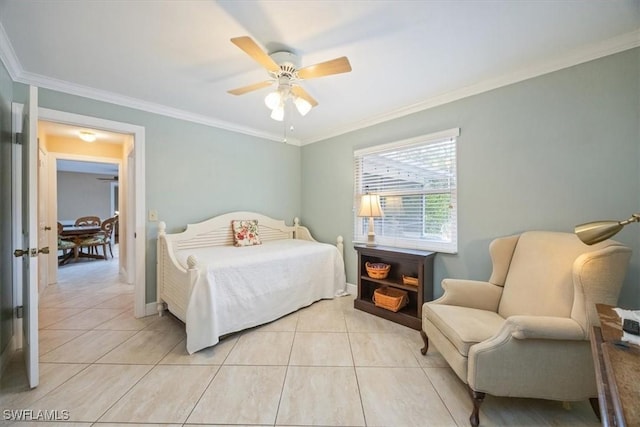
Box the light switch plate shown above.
[148,209,158,221]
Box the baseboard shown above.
[145,302,159,317]
[345,282,356,296]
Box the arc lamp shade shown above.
[575,213,640,245]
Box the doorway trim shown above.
[39,108,147,318]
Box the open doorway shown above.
[37,108,146,318]
[55,158,121,268]
[40,122,125,286]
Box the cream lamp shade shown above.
[358,193,384,246]
[575,213,640,245]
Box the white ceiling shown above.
[1,1,638,145]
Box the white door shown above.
[38,147,49,294]
[14,86,40,388]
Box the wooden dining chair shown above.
[100,216,118,258]
[74,216,101,227]
[78,216,118,259]
[75,216,101,255]
[57,222,77,265]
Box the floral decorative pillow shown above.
[231,220,262,247]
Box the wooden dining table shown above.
[59,225,104,264]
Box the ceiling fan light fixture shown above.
[270,105,285,121]
[228,36,351,123]
[79,131,96,143]
[294,96,312,116]
[264,91,281,110]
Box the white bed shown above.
[156,211,346,354]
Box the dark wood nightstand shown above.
[354,245,435,329]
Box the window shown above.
[354,128,459,253]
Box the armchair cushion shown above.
[425,304,505,357]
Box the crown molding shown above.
[16,69,301,145]
[0,21,23,80]
[0,20,300,146]
[301,29,640,145]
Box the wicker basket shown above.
[373,287,408,312]
[402,275,419,286]
[366,262,391,279]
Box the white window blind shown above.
[354,128,459,253]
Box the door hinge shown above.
[15,132,23,145]
[16,306,24,319]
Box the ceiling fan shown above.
[97,176,118,182]
[227,36,352,121]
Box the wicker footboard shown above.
[156,223,198,323]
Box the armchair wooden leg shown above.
[468,387,485,427]
[420,330,429,355]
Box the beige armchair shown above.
[421,231,631,426]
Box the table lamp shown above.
[575,213,640,245]
[358,193,384,246]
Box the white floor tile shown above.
[224,331,294,365]
[99,365,218,423]
[357,367,455,426]
[40,330,137,363]
[187,365,286,425]
[289,332,353,366]
[29,364,152,422]
[349,332,420,367]
[276,366,365,426]
[96,329,184,364]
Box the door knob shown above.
[14,249,28,257]
[38,247,50,254]
[44,226,52,231]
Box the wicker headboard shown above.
[159,211,296,251]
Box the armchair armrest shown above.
[502,315,586,341]
[432,279,503,312]
[468,315,593,397]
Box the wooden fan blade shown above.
[291,86,318,107]
[231,36,280,73]
[298,56,352,80]
[227,81,273,96]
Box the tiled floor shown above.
[1,246,600,426]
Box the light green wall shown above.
[302,48,640,308]
[7,48,639,309]
[0,51,14,355]
[12,86,302,303]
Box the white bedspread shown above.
[179,239,346,354]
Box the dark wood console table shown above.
[590,304,640,426]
